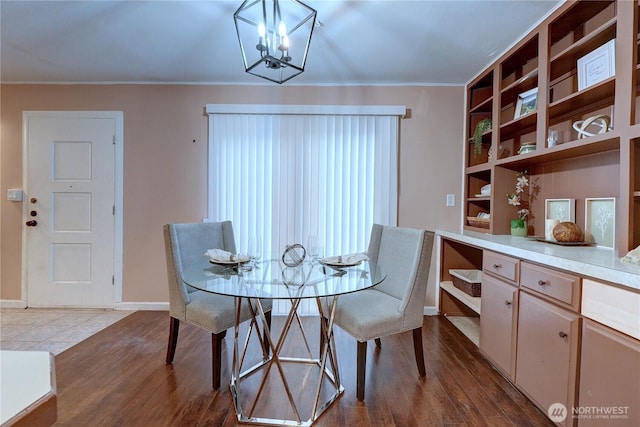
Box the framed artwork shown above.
[584,197,615,249]
[545,198,575,222]
[577,39,616,91]
[514,88,538,119]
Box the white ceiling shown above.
[0,0,562,85]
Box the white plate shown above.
[319,258,362,268]
[209,256,251,266]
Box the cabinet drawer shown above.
[483,251,519,283]
[521,262,580,311]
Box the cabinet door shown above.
[579,319,640,427]
[479,274,518,379]
[516,291,580,426]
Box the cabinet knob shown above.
[558,331,568,339]
[504,301,512,306]
[493,263,502,269]
[538,280,547,286]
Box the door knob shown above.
[26,220,37,227]
[30,210,37,217]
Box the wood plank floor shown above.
[53,311,553,426]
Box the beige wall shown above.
[0,84,464,307]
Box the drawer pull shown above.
[504,301,512,306]
[493,263,502,269]
[558,331,568,339]
[538,280,547,286]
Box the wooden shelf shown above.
[440,281,481,315]
[549,77,615,123]
[494,131,620,168]
[499,111,537,141]
[550,18,617,81]
[469,97,493,114]
[462,0,637,253]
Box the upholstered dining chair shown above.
[327,224,434,400]
[164,221,271,389]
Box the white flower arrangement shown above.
[507,171,529,220]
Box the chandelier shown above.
[234,0,317,84]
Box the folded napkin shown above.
[205,248,234,261]
[621,245,640,266]
[324,252,368,264]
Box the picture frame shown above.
[584,197,615,249]
[514,87,538,119]
[545,198,575,222]
[577,39,616,91]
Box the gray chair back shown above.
[164,221,236,319]
[367,224,435,328]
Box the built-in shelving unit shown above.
[464,0,640,254]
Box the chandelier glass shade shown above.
[234,0,317,84]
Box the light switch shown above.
[7,189,23,201]
[446,194,455,207]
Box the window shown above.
[206,104,404,261]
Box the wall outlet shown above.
[446,194,455,207]
[7,189,23,201]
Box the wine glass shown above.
[547,130,558,147]
[307,235,321,261]
[248,236,263,267]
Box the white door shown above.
[24,112,121,308]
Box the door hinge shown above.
[112,135,116,145]
[113,205,115,215]
[112,275,115,285]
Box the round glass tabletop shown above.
[181,258,385,300]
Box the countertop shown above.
[436,229,640,290]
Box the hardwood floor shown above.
[53,311,553,426]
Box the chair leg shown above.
[357,340,367,400]
[374,338,382,348]
[412,327,426,376]
[166,317,180,364]
[264,310,272,357]
[211,330,227,389]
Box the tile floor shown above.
[0,308,133,355]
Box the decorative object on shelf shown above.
[577,39,616,91]
[488,145,510,161]
[518,142,536,155]
[545,219,560,241]
[545,198,576,223]
[572,114,611,139]
[507,170,529,236]
[472,118,492,158]
[621,245,640,266]
[449,269,482,297]
[585,197,615,249]
[282,243,306,267]
[467,212,490,229]
[514,87,538,119]
[480,184,491,196]
[547,129,559,147]
[234,0,317,84]
[552,222,584,243]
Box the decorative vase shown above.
[510,219,527,237]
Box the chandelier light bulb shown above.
[258,22,266,38]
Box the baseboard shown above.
[423,306,439,316]
[0,300,27,309]
[114,302,169,311]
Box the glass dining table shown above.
[181,257,385,426]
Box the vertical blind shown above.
[206,105,402,312]
[207,108,400,254]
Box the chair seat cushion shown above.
[186,291,272,333]
[331,289,406,341]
